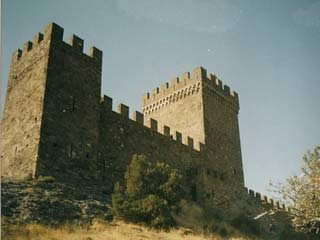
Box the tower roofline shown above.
[11,22,102,64]
[142,66,239,111]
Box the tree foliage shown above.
[112,154,184,229]
[271,146,320,235]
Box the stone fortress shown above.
[1,23,291,230]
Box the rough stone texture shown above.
[1,177,112,226]
[0,23,291,231]
[142,66,243,206]
[142,68,205,149]
[0,23,102,181]
[98,105,201,198]
[36,25,102,181]
[0,32,49,179]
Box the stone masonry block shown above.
[44,22,64,41]
[249,189,254,197]
[268,198,274,205]
[133,111,144,125]
[23,41,33,52]
[187,137,194,149]
[215,79,223,89]
[12,49,22,62]
[163,125,170,136]
[255,192,261,201]
[33,33,44,45]
[118,104,129,118]
[192,66,207,81]
[150,118,158,131]
[175,131,182,143]
[223,85,230,95]
[70,34,84,52]
[102,95,112,111]
[89,47,103,60]
[181,72,190,82]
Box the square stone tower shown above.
[0,23,102,180]
[142,67,244,204]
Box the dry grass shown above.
[2,219,261,240]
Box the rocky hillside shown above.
[1,177,310,240]
[1,177,113,226]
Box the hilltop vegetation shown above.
[112,154,185,228]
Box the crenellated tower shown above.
[1,23,292,231]
[0,23,102,180]
[1,23,242,204]
[142,66,244,204]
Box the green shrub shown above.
[279,224,314,240]
[218,226,228,237]
[112,154,184,229]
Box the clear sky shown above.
[1,0,319,198]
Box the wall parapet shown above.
[244,187,292,213]
[142,66,239,115]
[11,23,102,64]
[100,95,205,152]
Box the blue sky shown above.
[1,0,320,198]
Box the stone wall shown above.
[237,187,292,235]
[201,71,245,206]
[99,96,203,200]
[142,68,206,149]
[0,30,49,179]
[36,24,103,181]
[0,23,103,181]
[142,66,244,207]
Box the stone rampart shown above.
[142,66,239,113]
[99,95,205,198]
[244,187,291,213]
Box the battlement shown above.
[244,187,291,213]
[142,66,239,114]
[11,23,102,64]
[100,95,205,151]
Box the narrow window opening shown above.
[232,168,237,175]
[191,185,197,202]
[102,158,106,181]
[86,152,90,159]
[72,96,76,112]
[69,144,73,159]
[220,173,224,181]
[213,170,217,178]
